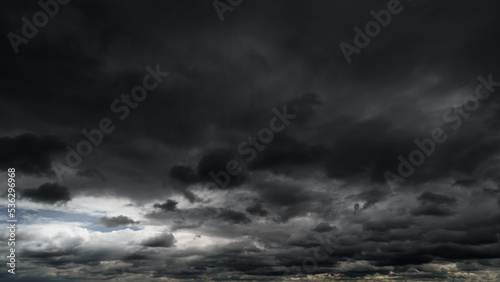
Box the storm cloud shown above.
[22,182,71,205]
[2,0,500,280]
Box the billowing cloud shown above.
[2,0,500,280]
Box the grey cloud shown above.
[142,233,176,248]
[245,202,268,217]
[4,0,500,280]
[97,215,139,228]
[154,199,178,211]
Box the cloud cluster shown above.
[2,0,500,280]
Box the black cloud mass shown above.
[22,182,71,205]
[1,0,500,281]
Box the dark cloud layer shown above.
[0,134,66,176]
[22,182,71,205]
[217,208,251,224]
[2,0,500,280]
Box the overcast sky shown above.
[1,0,500,281]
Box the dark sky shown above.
[1,0,500,280]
